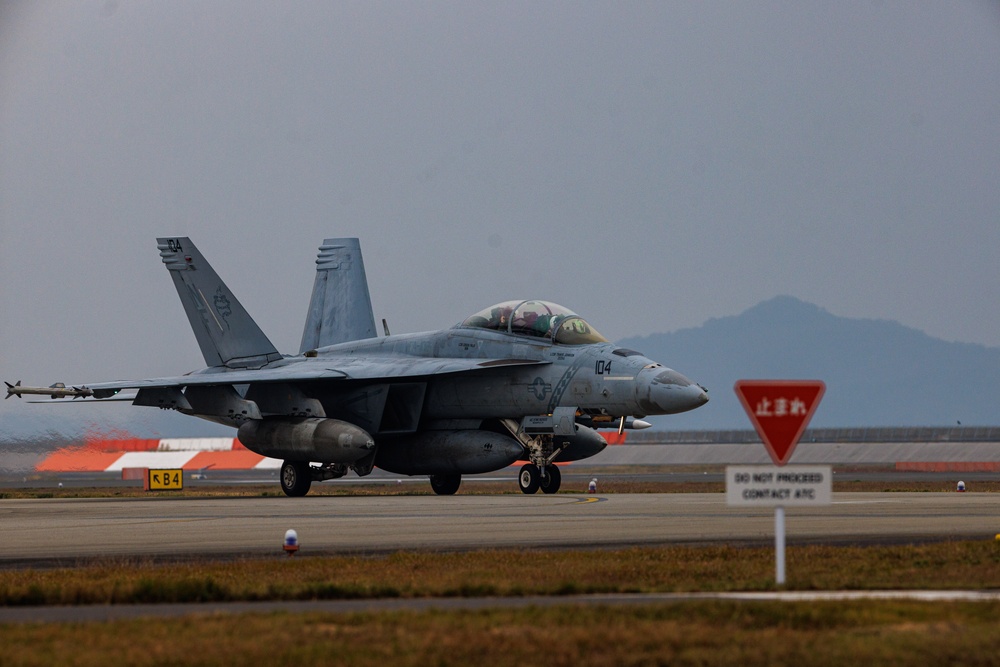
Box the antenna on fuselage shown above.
[382,318,391,337]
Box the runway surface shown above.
[3,492,999,564]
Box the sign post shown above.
[729,380,827,585]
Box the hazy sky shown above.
[2,1,999,398]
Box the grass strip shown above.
[3,601,1000,666]
[3,541,1000,606]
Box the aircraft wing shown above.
[19,357,550,399]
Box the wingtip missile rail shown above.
[5,381,93,400]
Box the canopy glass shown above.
[458,300,608,345]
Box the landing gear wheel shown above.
[539,465,562,494]
[280,460,312,497]
[518,464,540,494]
[430,473,462,495]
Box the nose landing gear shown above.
[503,411,574,495]
[518,462,561,494]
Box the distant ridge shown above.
[619,296,1000,429]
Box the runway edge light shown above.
[284,529,299,556]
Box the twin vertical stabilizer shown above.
[157,237,282,369]
[158,237,377,366]
[299,238,377,352]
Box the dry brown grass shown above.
[3,602,1000,666]
[5,534,1000,664]
[4,541,1000,606]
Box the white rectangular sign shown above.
[726,465,832,507]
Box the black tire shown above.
[430,473,462,495]
[539,465,561,494]
[280,460,312,497]
[518,464,540,494]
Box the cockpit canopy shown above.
[458,300,608,345]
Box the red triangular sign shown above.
[733,380,825,466]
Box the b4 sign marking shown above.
[146,468,184,491]
[733,380,825,466]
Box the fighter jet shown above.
[7,237,708,496]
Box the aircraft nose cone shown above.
[640,369,709,415]
[657,382,709,414]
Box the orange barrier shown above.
[85,438,160,452]
[36,448,124,472]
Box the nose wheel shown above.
[540,464,561,494]
[518,464,540,494]
[518,463,561,494]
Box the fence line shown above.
[627,426,1000,445]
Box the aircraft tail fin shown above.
[157,237,282,368]
[299,238,377,353]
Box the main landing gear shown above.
[280,460,312,497]
[430,473,462,495]
[279,460,353,497]
[518,463,561,494]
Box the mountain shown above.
[618,296,1000,429]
